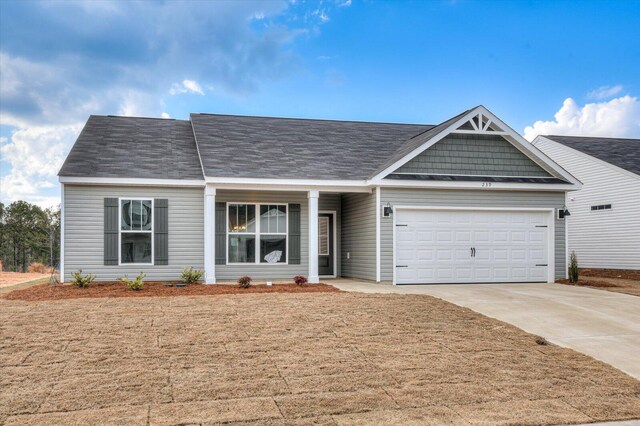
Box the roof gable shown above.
[369,106,581,187]
[542,135,640,176]
[393,133,552,177]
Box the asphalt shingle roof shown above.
[190,113,433,180]
[58,116,204,179]
[544,135,640,176]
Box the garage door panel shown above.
[395,209,549,284]
[455,268,473,280]
[436,249,453,261]
[436,231,452,242]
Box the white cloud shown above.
[587,85,623,100]
[312,9,330,22]
[161,112,171,119]
[183,80,205,95]
[1,124,82,207]
[169,79,205,96]
[523,96,640,141]
[338,0,352,7]
[1,0,347,205]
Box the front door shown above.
[318,213,334,276]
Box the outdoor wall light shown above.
[558,206,571,219]
[383,202,393,217]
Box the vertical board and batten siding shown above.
[215,190,309,280]
[340,192,376,280]
[534,138,640,269]
[64,185,204,282]
[319,193,342,277]
[394,134,552,177]
[379,188,567,281]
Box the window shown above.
[227,203,287,264]
[318,216,329,256]
[120,199,153,264]
[591,204,612,211]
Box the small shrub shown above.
[237,275,252,288]
[71,270,96,288]
[568,251,579,283]
[535,336,548,346]
[180,267,203,284]
[119,272,146,291]
[28,262,47,273]
[293,275,307,285]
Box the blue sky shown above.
[1,0,639,207]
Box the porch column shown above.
[204,185,216,284]
[308,190,319,283]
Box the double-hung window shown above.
[120,199,153,264]
[228,203,287,264]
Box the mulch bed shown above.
[2,281,340,301]
[557,278,640,297]
[579,268,640,281]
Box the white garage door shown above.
[395,209,550,284]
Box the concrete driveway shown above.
[331,280,640,379]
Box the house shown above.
[58,106,581,285]
[532,135,640,270]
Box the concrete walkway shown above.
[329,280,640,380]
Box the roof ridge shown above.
[545,134,640,142]
[100,114,186,122]
[191,112,435,127]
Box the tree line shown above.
[0,201,60,272]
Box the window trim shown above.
[118,197,154,266]
[226,202,289,266]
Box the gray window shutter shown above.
[154,199,169,265]
[289,203,301,264]
[215,202,226,265]
[104,198,119,265]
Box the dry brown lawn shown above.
[1,293,639,425]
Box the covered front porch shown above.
[202,184,378,284]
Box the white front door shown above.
[395,209,550,284]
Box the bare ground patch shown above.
[0,272,49,288]
[1,293,639,425]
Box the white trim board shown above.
[59,176,205,187]
[60,183,65,282]
[391,206,556,285]
[375,186,381,282]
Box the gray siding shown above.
[340,192,376,280]
[394,134,551,177]
[64,185,204,282]
[380,188,566,281]
[319,193,342,277]
[215,190,308,280]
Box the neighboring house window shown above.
[228,203,287,264]
[120,199,153,264]
[591,204,612,211]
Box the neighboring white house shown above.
[532,135,640,270]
